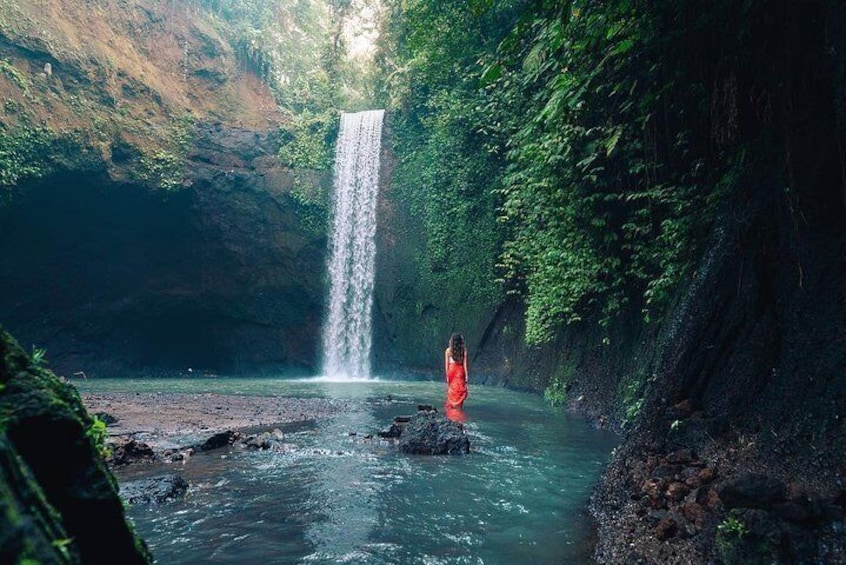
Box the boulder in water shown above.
[193,430,240,452]
[398,411,470,455]
[239,428,286,451]
[109,438,156,467]
[121,473,189,505]
[378,415,411,438]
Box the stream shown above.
[78,377,618,564]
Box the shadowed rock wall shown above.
[0,126,329,377]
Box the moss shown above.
[0,435,79,563]
[137,149,185,191]
[288,171,329,237]
[0,126,103,204]
[0,125,55,189]
[0,58,28,91]
[133,115,193,191]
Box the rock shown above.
[646,509,668,525]
[93,411,119,425]
[666,449,694,465]
[162,448,193,463]
[702,487,722,510]
[194,430,240,452]
[681,502,707,528]
[718,474,787,509]
[378,415,413,438]
[642,478,664,506]
[121,474,189,505]
[109,439,156,466]
[240,429,285,451]
[666,481,690,502]
[378,422,404,438]
[398,411,470,455]
[651,463,680,480]
[0,325,152,563]
[654,516,678,540]
[773,499,815,523]
[665,399,694,419]
[697,467,716,484]
[681,466,702,488]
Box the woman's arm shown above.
[463,349,469,382]
[444,348,450,379]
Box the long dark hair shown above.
[449,333,465,363]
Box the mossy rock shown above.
[0,325,152,563]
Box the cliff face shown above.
[471,4,846,563]
[0,0,281,174]
[0,1,330,377]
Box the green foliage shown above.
[620,376,644,428]
[173,114,195,152]
[0,126,55,190]
[51,538,74,560]
[278,110,338,171]
[717,514,749,538]
[374,1,520,326]
[29,345,48,367]
[86,415,111,459]
[288,173,329,237]
[493,1,727,344]
[381,0,765,344]
[377,0,743,347]
[0,58,28,90]
[544,377,568,407]
[138,150,184,191]
[624,397,644,427]
[133,114,194,191]
[544,359,577,407]
[201,0,360,113]
[715,511,752,562]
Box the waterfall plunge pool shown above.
[78,378,618,564]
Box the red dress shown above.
[446,358,468,409]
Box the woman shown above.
[444,333,469,409]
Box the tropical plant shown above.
[376,0,745,347]
[30,345,48,367]
[86,415,111,459]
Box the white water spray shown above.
[321,109,385,379]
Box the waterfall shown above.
[321,109,385,379]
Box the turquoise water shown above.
[78,378,618,564]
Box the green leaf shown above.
[605,127,623,156]
[480,62,503,86]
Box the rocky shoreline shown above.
[79,390,474,518]
[80,391,349,449]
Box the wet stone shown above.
[121,473,188,505]
[398,411,470,455]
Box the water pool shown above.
[78,378,618,564]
